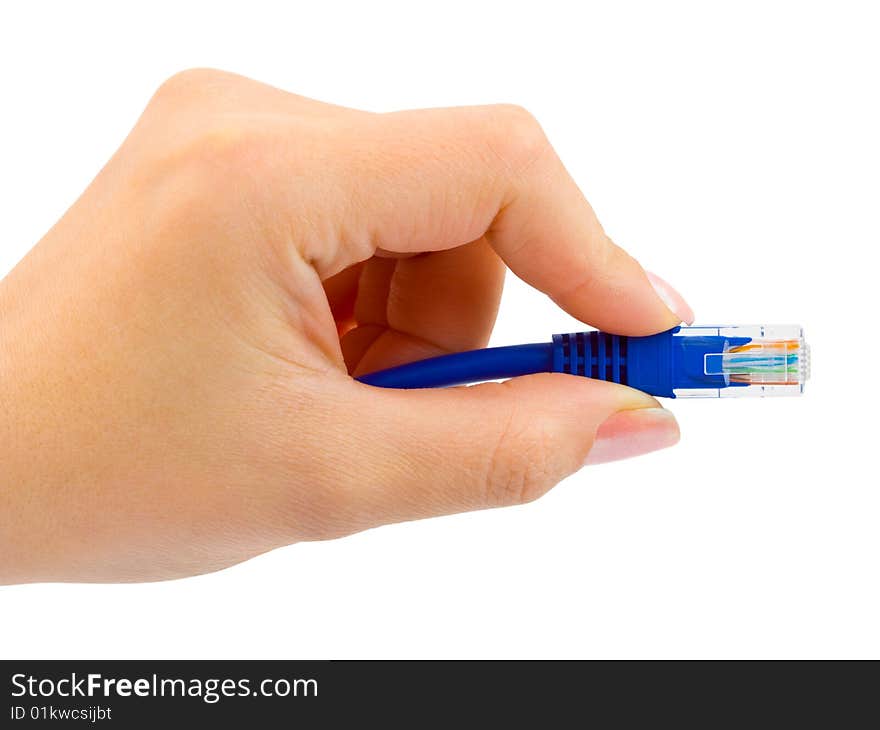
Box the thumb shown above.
[345,375,679,526]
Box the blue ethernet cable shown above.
[357,325,810,398]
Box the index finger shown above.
[304,104,692,335]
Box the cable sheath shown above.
[356,342,553,389]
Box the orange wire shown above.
[729,340,799,353]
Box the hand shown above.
[0,69,691,583]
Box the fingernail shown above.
[646,271,695,325]
[584,408,680,466]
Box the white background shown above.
[1,1,877,658]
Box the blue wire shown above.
[355,327,759,398]
[356,342,553,389]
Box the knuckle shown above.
[240,384,361,541]
[142,69,269,195]
[483,402,556,508]
[186,123,265,167]
[489,103,539,129]
[481,103,550,176]
[151,67,229,107]
[154,117,269,198]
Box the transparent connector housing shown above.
[674,325,809,398]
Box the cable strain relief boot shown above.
[552,331,628,385]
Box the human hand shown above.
[0,70,691,583]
